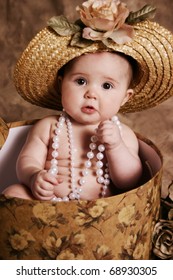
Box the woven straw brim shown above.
[14,20,173,113]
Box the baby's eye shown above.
[75,78,87,86]
[102,82,113,90]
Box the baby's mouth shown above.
[81,106,96,114]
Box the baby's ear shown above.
[121,89,134,106]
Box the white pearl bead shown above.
[97,176,104,184]
[48,169,57,175]
[55,128,61,134]
[89,143,97,150]
[63,196,69,202]
[52,197,62,202]
[96,152,104,160]
[52,142,59,149]
[91,135,98,142]
[69,193,76,200]
[87,151,94,159]
[59,122,64,127]
[96,161,103,168]
[111,116,118,122]
[82,169,89,176]
[96,169,103,176]
[101,191,106,196]
[50,166,58,173]
[104,178,110,185]
[52,150,59,158]
[85,160,92,168]
[98,144,105,152]
[53,136,59,142]
[102,185,108,190]
[59,116,65,123]
[51,159,58,165]
[79,178,86,185]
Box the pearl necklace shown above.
[49,112,122,202]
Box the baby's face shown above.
[60,52,133,125]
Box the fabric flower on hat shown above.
[48,0,156,47]
[76,0,133,44]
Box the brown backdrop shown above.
[0,0,173,194]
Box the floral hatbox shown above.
[0,120,162,260]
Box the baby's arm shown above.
[96,120,142,190]
[16,116,61,200]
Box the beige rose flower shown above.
[43,236,62,249]
[118,204,135,226]
[42,235,63,259]
[10,234,28,251]
[32,203,56,224]
[75,216,86,226]
[96,199,108,208]
[73,233,86,245]
[9,230,35,251]
[88,205,104,218]
[153,220,173,259]
[76,0,133,44]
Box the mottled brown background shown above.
[0,0,173,195]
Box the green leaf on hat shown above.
[126,5,156,24]
[70,31,93,48]
[48,15,81,36]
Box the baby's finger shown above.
[43,172,60,185]
[40,181,55,191]
[36,193,54,201]
[37,187,54,198]
[98,120,112,129]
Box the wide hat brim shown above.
[14,20,173,113]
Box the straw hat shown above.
[13,1,173,113]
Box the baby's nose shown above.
[85,89,97,99]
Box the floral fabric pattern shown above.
[0,171,161,259]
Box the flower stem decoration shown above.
[48,0,156,47]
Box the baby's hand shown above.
[30,170,62,200]
[96,120,122,150]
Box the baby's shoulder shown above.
[121,122,139,150]
[29,115,58,137]
[34,115,58,128]
[26,115,59,145]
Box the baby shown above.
[3,0,173,201]
[3,51,142,201]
